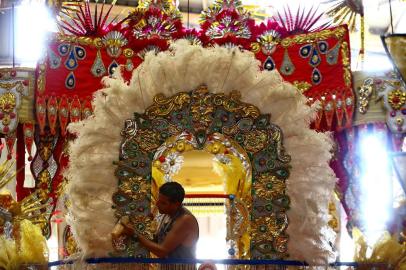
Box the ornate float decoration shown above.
[0,68,35,160]
[0,0,353,244]
[357,73,406,134]
[112,86,291,259]
[66,41,336,263]
[36,0,354,137]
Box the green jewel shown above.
[276,195,290,208]
[129,203,137,210]
[235,133,244,143]
[257,116,268,128]
[259,225,267,232]
[266,160,275,169]
[136,223,146,231]
[132,161,138,167]
[141,120,151,128]
[213,127,220,132]
[119,170,130,177]
[160,132,169,139]
[267,144,275,153]
[196,131,206,146]
[275,169,288,179]
[132,183,140,191]
[128,142,138,150]
[265,203,273,211]
[266,183,273,189]
[114,194,126,203]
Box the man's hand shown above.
[120,216,136,236]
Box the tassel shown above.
[5,134,16,160]
[47,96,58,135]
[81,98,93,120]
[344,90,355,128]
[36,96,47,135]
[59,95,70,137]
[334,93,344,131]
[23,123,34,161]
[70,96,82,123]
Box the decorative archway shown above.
[113,85,291,259]
[66,41,336,263]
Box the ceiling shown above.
[172,150,225,194]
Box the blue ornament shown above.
[228,248,235,256]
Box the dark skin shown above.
[121,193,199,258]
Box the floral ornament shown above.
[357,77,374,114]
[0,71,30,140]
[388,88,406,110]
[252,22,285,71]
[256,29,282,56]
[102,31,128,58]
[128,4,182,40]
[160,152,184,182]
[200,0,255,46]
[0,92,16,133]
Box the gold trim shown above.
[123,48,135,58]
[37,62,46,94]
[0,67,35,72]
[0,82,22,91]
[20,73,36,123]
[280,26,347,48]
[54,33,96,47]
[341,41,351,87]
[293,81,312,93]
[0,68,36,123]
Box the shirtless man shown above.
[122,182,199,259]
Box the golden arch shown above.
[113,85,291,259]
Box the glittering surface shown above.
[114,85,291,258]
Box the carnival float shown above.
[0,0,405,269]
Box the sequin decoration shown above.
[125,59,134,72]
[102,31,128,58]
[58,44,69,56]
[309,47,321,67]
[312,68,322,85]
[264,56,275,71]
[280,49,295,76]
[48,49,61,69]
[108,60,119,76]
[30,127,60,238]
[74,46,86,60]
[114,85,291,259]
[65,72,76,89]
[65,49,78,70]
[299,44,312,58]
[91,50,107,77]
[201,0,254,41]
[327,42,341,65]
[317,41,329,53]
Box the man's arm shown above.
[124,215,194,258]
